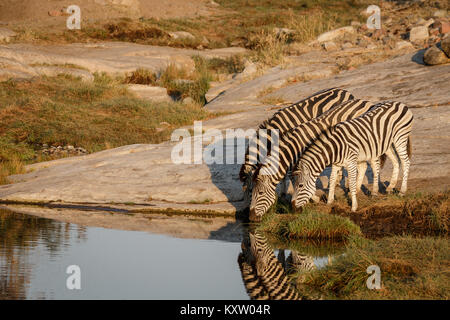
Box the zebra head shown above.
[291,160,316,212]
[249,165,277,222]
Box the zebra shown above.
[292,101,413,212]
[248,99,376,221]
[286,251,316,275]
[238,230,304,300]
[239,88,354,205]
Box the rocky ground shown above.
[0,1,449,239]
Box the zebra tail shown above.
[407,136,412,159]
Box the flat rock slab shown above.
[0,42,248,79]
[0,51,449,215]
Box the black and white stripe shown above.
[238,231,303,300]
[239,88,354,204]
[249,99,374,221]
[292,101,413,212]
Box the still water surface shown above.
[0,210,334,299]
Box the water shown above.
[0,209,337,300]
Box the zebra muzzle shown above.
[249,208,261,222]
[291,201,303,214]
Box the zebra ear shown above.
[252,164,262,181]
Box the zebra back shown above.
[260,99,374,180]
[239,88,354,199]
[297,101,413,176]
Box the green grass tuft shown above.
[257,207,362,241]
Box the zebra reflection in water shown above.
[237,230,316,300]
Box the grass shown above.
[124,55,244,105]
[256,204,362,241]
[254,190,449,299]
[296,235,449,299]
[0,74,218,184]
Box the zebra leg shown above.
[396,141,410,196]
[347,160,358,212]
[356,162,367,193]
[385,146,399,194]
[370,158,380,196]
[327,165,340,205]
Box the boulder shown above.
[316,26,355,42]
[441,37,450,57]
[322,41,338,51]
[409,26,429,42]
[423,45,450,65]
[440,21,450,34]
[126,84,172,102]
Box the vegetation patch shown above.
[124,55,243,105]
[331,191,450,237]
[0,74,217,184]
[296,235,450,299]
[256,207,362,241]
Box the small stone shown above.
[441,37,450,57]
[440,21,450,34]
[182,97,194,105]
[322,41,338,51]
[433,10,448,18]
[395,40,414,50]
[423,45,450,65]
[366,44,378,50]
[317,26,355,42]
[409,26,429,42]
[342,42,353,49]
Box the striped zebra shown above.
[249,99,375,221]
[238,230,303,300]
[286,251,316,274]
[292,101,413,212]
[239,88,354,205]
